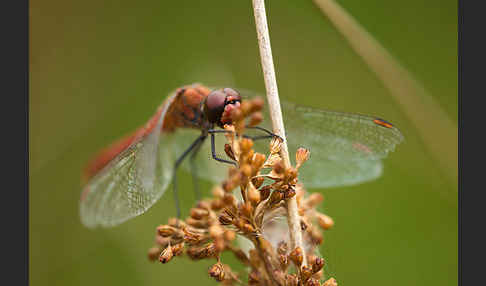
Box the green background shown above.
[30,0,457,285]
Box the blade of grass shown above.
[313,0,457,184]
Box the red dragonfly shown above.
[80,83,403,228]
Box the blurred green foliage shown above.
[30,0,457,285]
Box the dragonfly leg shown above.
[244,126,284,142]
[172,135,206,218]
[189,138,204,201]
[210,133,238,166]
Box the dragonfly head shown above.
[203,88,241,127]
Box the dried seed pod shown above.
[210,198,224,211]
[285,274,299,286]
[296,147,310,168]
[224,143,236,160]
[312,257,325,273]
[248,183,261,205]
[239,201,253,219]
[301,265,313,282]
[307,193,324,208]
[252,152,266,171]
[208,262,225,281]
[277,241,288,255]
[252,176,264,189]
[317,214,335,230]
[172,242,185,256]
[186,217,209,228]
[289,247,304,267]
[249,97,264,112]
[159,245,173,263]
[273,159,285,174]
[284,187,296,199]
[218,212,233,225]
[269,190,284,205]
[240,164,252,177]
[157,225,176,237]
[223,230,236,241]
[305,277,321,286]
[248,270,260,285]
[269,137,282,154]
[259,185,272,200]
[167,218,181,227]
[249,112,263,127]
[278,254,289,270]
[222,193,236,208]
[190,208,209,220]
[240,138,254,153]
[322,278,338,286]
[148,247,161,262]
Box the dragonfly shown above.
[80,83,403,228]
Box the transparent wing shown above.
[80,96,177,228]
[260,100,404,188]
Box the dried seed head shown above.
[269,190,284,205]
[249,112,263,127]
[148,247,161,262]
[248,270,260,285]
[296,147,310,168]
[284,187,296,199]
[240,164,252,177]
[157,225,176,237]
[209,224,224,239]
[223,230,236,241]
[259,185,272,201]
[190,208,209,220]
[218,212,233,225]
[186,217,209,228]
[301,265,313,282]
[312,257,325,273]
[249,97,264,112]
[212,185,225,198]
[284,167,298,184]
[240,138,254,153]
[322,278,338,286]
[252,176,264,188]
[159,245,173,264]
[223,193,236,207]
[307,193,324,208]
[172,242,185,256]
[289,247,304,267]
[249,249,261,268]
[239,201,253,219]
[208,262,225,281]
[167,217,181,227]
[183,228,204,245]
[270,137,282,154]
[278,254,289,270]
[285,274,299,286]
[305,277,321,286]
[273,159,285,174]
[317,214,335,230]
[248,183,261,204]
[277,241,288,255]
[252,152,266,171]
[210,198,224,211]
[224,143,236,160]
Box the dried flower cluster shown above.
[148,97,337,286]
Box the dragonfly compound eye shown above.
[204,90,227,124]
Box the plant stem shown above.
[251,0,307,266]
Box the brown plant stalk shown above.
[148,99,337,286]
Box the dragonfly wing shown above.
[80,96,177,228]
[260,100,404,188]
